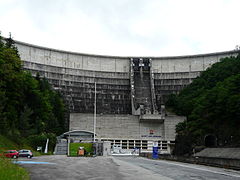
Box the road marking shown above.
[148,159,240,178]
[13,161,55,165]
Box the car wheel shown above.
[27,155,31,159]
[13,155,17,159]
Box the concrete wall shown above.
[15,40,240,113]
[17,40,239,74]
[16,41,132,114]
[70,113,183,141]
[194,148,240,159]
[151,52,236,73]
[70,113,159,140]
[164,115,186,140]
[16,42,130,73]
[140,153,240,170]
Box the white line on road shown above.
[148,159,240,178]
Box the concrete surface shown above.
[15,41,240,115]
[16,40,239,73]
[70,113,184,141]
[194,148,240,160]
[19,155,240,180]
[115,156,240,180]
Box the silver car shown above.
[18,149,33,158]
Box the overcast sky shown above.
[0,0,240,56]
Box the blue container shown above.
[152,146,158,159]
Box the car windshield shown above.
[19,150,31,153]
[7,150,16,153]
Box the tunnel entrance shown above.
[204,134,216,147]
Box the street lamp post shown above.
[93,82,97,142]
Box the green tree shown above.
[167,55,240,155]
[0,33,67,149]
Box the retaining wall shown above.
[140,150,240,170]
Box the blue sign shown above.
[152,146,158,159]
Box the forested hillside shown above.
[167,54,240,155]
[0,34,67,150]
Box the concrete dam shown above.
[15,40,240,153]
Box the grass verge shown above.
[0,157,30,180]
[70,143,93,156]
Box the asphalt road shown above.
[18,155,240,180]
[115,156,240,180]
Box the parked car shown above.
[18,149,33,158]
[4,150,19,158]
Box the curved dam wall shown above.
[152,52,237,105]
[16,41,131,114]
[15,41,240,152]
[15,41,239,114]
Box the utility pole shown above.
[93,81,97,142]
